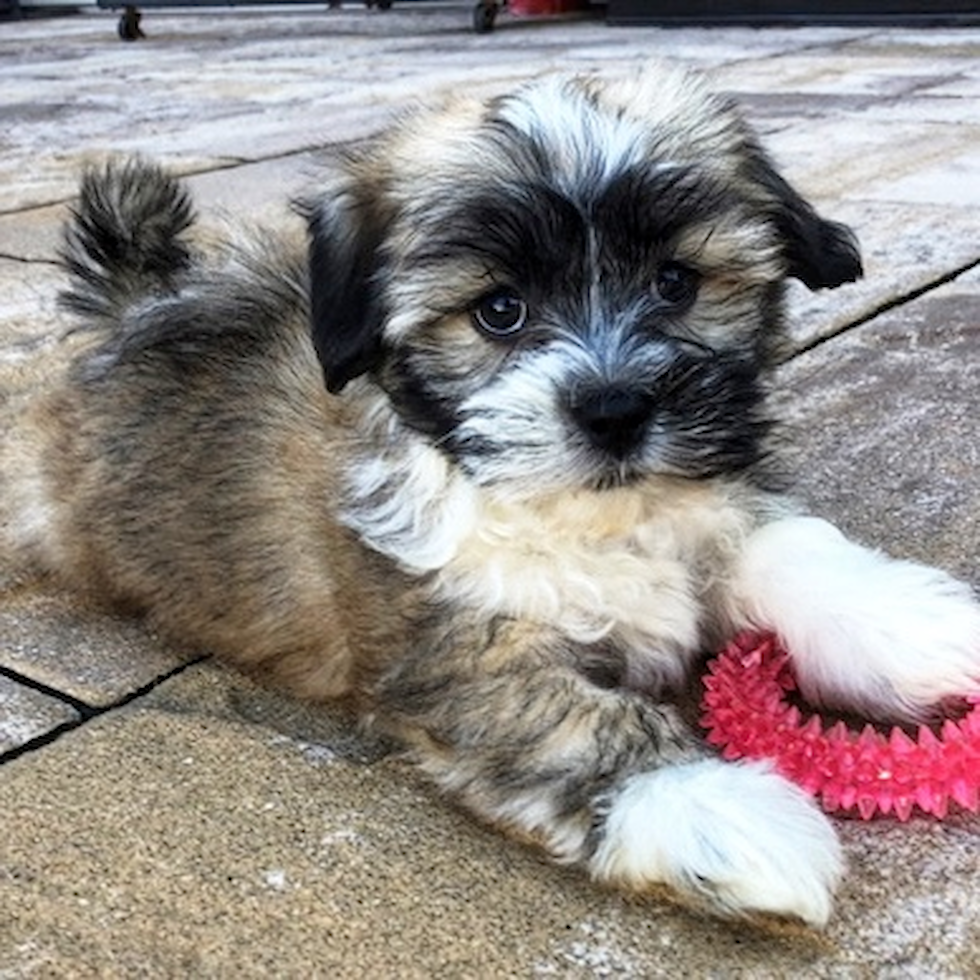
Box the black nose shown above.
[569,385,655,458]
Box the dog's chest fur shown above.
[442,488,750,688]
[345,426,752,692]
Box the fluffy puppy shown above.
[4,63,980,927]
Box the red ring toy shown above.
[700,631,980,821]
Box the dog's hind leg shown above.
[375,616,842,926]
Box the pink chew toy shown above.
[700,631,980,821]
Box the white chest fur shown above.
[343,429,755,691]
[437,484,752,689]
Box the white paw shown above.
[589,759,842,926]
[735,516,980,720]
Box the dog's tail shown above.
[60,157,196,322]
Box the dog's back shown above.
[0,160,403,699]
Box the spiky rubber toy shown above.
[700,631,980,821]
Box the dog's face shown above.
[303,66,861,500]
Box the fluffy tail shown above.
[60,157,196,321]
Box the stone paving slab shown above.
[183,155,325,226]
[715,43,979,99]
[0,214,65,266]
[4,661,980,977]
[2,9,980,977]
[764,114,980,205]
[0,13,888,215]
[0,674,79,754]
[782,199,980,351]
[3,13,977,353]
[778,264,980,584]
[0,590,195,709]
[0,258,69,344]
[0,159,309,266]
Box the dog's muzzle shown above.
[568,384,655,460]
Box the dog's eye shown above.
[471,289,528,338]
[655,261,701,307]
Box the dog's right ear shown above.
[302,190,388,394]
[744,151,863,292]
[763,167,863,291]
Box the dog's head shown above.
[302,65,861,499]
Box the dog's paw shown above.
[735,516,980,720]
[589,758,842,926]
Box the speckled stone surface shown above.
[0,591,194,707]
[1,8,979,976]
[780,265,980,584]
[4,664,980,976]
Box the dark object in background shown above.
[607,0,980,26]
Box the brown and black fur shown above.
[1,66,870,925]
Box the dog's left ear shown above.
[749,155,863,291]
[302,189,388,394]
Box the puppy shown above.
[4,63,980,927]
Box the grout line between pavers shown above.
[782,255,980,363]
[0,140,370,222]
[0,665,94,716]
[0,253,60,267]
[0,654,210,767]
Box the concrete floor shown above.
[1,7,979,975]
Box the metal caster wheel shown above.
[117,5,145,39]
[473,0,497,32]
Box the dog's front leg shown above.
[376,616,841,926]
[731,516,980,720]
